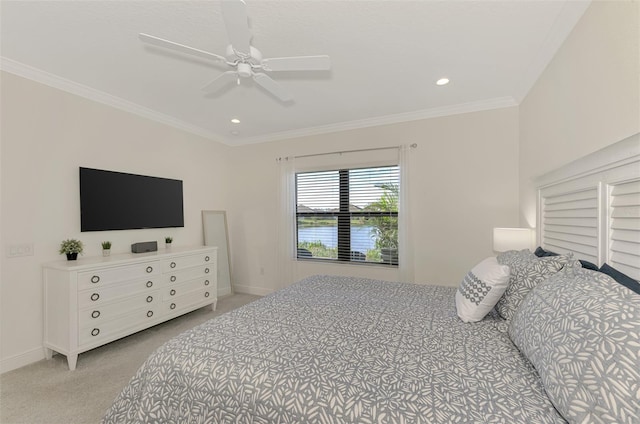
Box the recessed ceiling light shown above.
[230,118,241,124]
[436,78,450,86]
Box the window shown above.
[296,165,399,265]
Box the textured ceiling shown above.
[0,0,590,145]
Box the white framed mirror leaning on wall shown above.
[202,210,233,296]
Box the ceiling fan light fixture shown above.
[237,63,252,78]
[436,78,450,86]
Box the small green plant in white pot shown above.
[101,241,112,257]
[165,237,173,248]
[59,239,84,261]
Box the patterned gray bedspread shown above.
[103,275,566,423]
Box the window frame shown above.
[295,165,399,266]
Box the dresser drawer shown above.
[79,289,162,327]
[78,307,159,346]
[163,277,213,301]
[164,264,214,286]
[162,252,215,273]
[78,277,160,308]
[78,261,160,291]
[165,288,214,313]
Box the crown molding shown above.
[2,57,518,147]
[233,96,519,145]
[0,57,225,143]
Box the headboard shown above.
[536,133,640,280]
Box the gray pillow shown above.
[496,251,571,320]
[509,265,640,423]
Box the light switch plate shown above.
[7,243,34,258]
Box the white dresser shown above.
[43,246,217,370]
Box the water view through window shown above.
[296,166,399,264]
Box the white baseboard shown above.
[233,284,273,297]
[1,347,45,374]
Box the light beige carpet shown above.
[0,293,260,424]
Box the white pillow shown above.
[455,257,510,323]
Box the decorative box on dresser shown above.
[43,246,217,370]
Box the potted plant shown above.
[101,241,112,257]
[165,236,173,248]
[59,239,84,261]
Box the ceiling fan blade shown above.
[221,0,251,56]
[139,33,226,63]
[253,73,293,102]
[202,71,238,93]
[262,55,331,72]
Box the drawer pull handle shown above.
[204,279,210,286]
[170,262,176,269]
[170,289,176,296]
[91,328,100,337]
[204,268,210,274]
[146,295,153,303]
[170,276,177,282]
[170,303,176,310]
[205,256,210,262]
[147,310,154,318]
[146,281,153,288]
[91,310,100,319]
[146,266,153,273]
[91,293,100,302]
[91,275,100,284]
[204,292,210,298]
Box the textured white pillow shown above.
[456,257,510,323]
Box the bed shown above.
[103,135,640,424]
[103,275,563,423]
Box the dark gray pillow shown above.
[600,263,640,294]
[509,265,640,423]
[534,246,558,257]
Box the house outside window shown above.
[295,165,399,265]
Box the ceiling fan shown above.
[139,0,331,102]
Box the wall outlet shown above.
[7,243,34,258]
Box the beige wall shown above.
[227,106,520,294]
[2,0,635,373]
[0,72,232,372]
[519,0,640,227]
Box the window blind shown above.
[296,165,399,264]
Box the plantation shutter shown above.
[536,133,640,278]
[609,179,640,279]
[541,187,599,264]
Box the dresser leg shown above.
[44,347,53,360]
[67,354,78,371]
[211,299,217,311]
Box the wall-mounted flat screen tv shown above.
[80,167,184,232]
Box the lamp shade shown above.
[493,228,534,252]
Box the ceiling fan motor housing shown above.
[226,45,262,62]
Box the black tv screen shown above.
[80,167,184,232]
